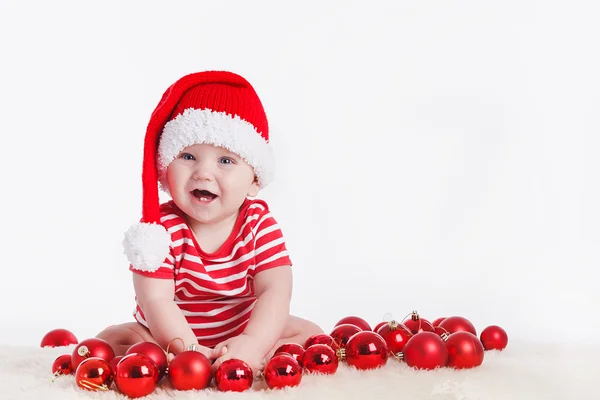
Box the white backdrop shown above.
[0,0,598,347]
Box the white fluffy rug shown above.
[1,339,596,400]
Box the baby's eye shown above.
[181,153,195,161]
[219,157,234,165]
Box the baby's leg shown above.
[96,322,157,356]
[266,315,324,359]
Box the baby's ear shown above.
[247,177,260,197]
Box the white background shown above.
[0,0,598,347]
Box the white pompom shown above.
[123,222,171,272]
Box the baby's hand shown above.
[212,334,266,374]
[167,344,224,363]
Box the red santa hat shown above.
[123,71,274,272]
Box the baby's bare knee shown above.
[96,322,152,355]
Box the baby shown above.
[96,70,322,372]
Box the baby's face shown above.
[166,143,259,226]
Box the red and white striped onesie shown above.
[130,198,292,348]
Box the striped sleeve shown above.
[253,210,292,274]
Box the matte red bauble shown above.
[302,344,339,375]
[446,331,485,369]
[439,316,477,336]
[168,350,212,391]
[264,354,302,389]
[480,325,508,350]
[402,332,448,370]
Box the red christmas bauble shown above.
[432,317,446,327]
[71,338,115,370]
[480,325,508,350]
[114,353,159,398]
[108,356,123,377]
[373,321,388,333]
[304,333,339,351]
[330,324,362,348]
[41,329,78,348]
[344,331,388,370]
[75,357,113,391]
[264,354,303,389]
[446,331,484,369]
[215,359,253,392]
[302,344,339,375]
[274,343,305,365]
[402,332,448,370]
[439,316,477,336]
[52,354,73,377]
[168,350,212,391]
[126,341,167,381]
[403,316,435,335]
[377,320,413,354]
[335,316,371,331]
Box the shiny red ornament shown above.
[52,354,73,378]
[264,354,303,389]
[274,343,305,365]
[343,331,388,370]
[108,356,123,376]
[373,321,387,333]
[480,325,508,350]
[114,353,159,398]
[335,316,371,331]
[168,350,212,391]
[41,328,78,348]
[302,344,339,375]
[402,332,448,370]
[126,341,168,381]
[330,324,362,348]
[432,317,446,327]
[403,312,435,335]
[304,333,339,351]
[215,359,253,392]
[446,331,484,369]
[75,357,113,391]
[439,316,477,336]
[377,320,413,355]
[71,338,115,370]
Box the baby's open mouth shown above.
[192,189,218,202]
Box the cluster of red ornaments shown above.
[42,312,508,397]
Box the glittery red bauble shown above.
[344,331,388,370]
[52,354,73,376]
[264,354,302,389]
[402,332,448,370]
[439,316,477,336]
[446,331,484,369]
[432,317,446,327]
[403,317,435,335]
[215,359,253,392]
[304,333,339,351]
[168,350,212,391]
[41,329,78,348]
[71,338,115,370]
[330,324,362,348]
[114,353,159,398]
[373,321,388,333]
[335,316,371,331]
[377,321,413,354]
[126,342,167,381]
[108,356,123,376]
[274,343,305,365]
[302,344,339,375]
[480,325,508,350]
[75,357,113,391]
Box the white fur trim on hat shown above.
[157,108,274,192]
[123,222,171,272]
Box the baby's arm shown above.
[133,273,213,358]
[243,266,293,355]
